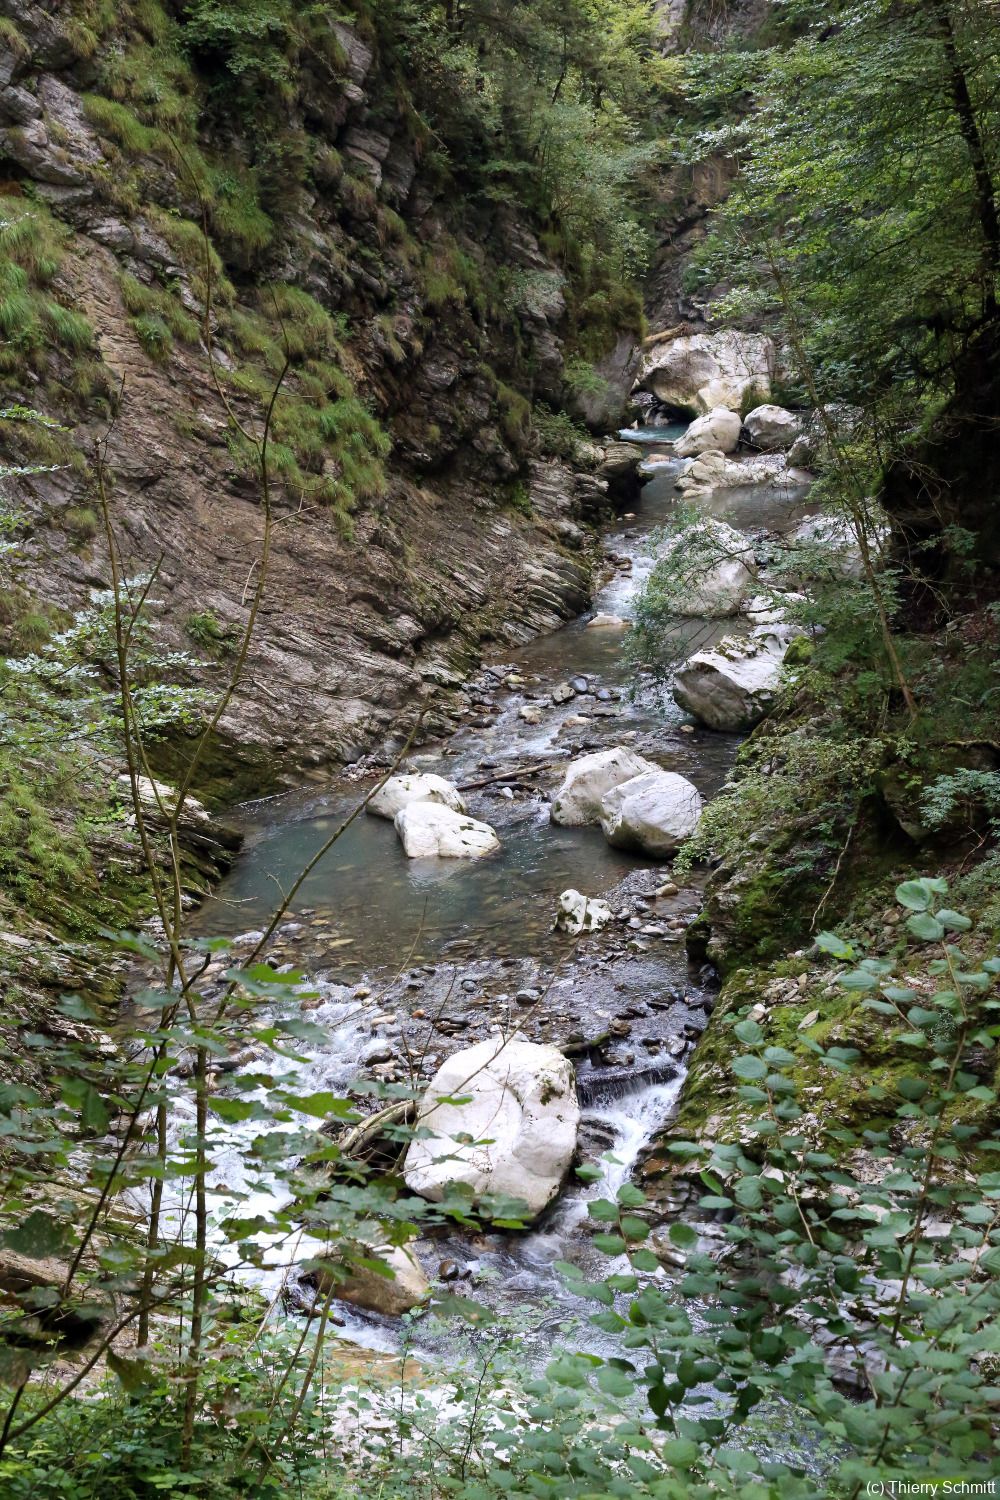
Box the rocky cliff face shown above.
[0,1,615,785]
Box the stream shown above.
[178,434,816,1362]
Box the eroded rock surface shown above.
[404,1038,580,1220]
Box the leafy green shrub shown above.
[531,403,589,461]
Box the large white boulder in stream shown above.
[673,634,790,732]
[368,772,466,820]
[674,407,742,457]
[744,403,803,452]
[653,518,756,617]
[599,771,702,856]
[404,1038,580,1221]
[639,330,774,416]
[550,746,659,826]
[394,802,499,858]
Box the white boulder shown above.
[744,404,803,452]
[676,449,790,497]
[653,519,756,617]
[404,1038,580,1221]
[673,635,790,732]
[789,511,888,581]
[555,889,613,934]
[394,802,500,859]
[586,613,628,630]
[368,772,466,820]
[674,407,742,457]
[599,771,702,856]
[315,1236,429,1317]
[639,330,774,415]
[550,746,659,826]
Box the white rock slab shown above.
[394,802,500,858]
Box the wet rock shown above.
[516,988,541,1005]
[518,705,542,724]
[599,771,703,857]
[570,675,590,695]
[552,681,576,705]
[555,890,613,935]
[673,633,790,732]
[652,519,756,616]
[368,773,466,820]
[674,407,742,457]
[550,746,659,826]
[315,1238,429,1317]
[404,1037,580,1221]
[638,330,774,416]
[394,803,500,859]
[587,613,628,630]
[744,403,803,452]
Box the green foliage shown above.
[684,0,1000,460]
[0,199,99,384]
[531,403,589,461]
[185,609,236,655]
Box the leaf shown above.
[734,1018,764,1045]
[619,1215,650,1242]
[429,1293,495,1324]
[907,912,945,942]
[896,880,934,911]
[816,930,853,959]
[733,1055,767,1080]
[592,1233,627,1255]
[595,1364,634,1397]
[1,1210,68,1258]
[616,1182,647,1208]
[936,908,972,932]
[839,969,879,991]
[81,1085,110,1133]
[107,1350,154,1393]
[668,1222,697,1248]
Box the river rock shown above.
[653,519,756,616]
[598,771,702,856]
[555,889,613,934]
[394,803,500,858]
[550,746,660,825]
[673,634,790,732]
[789,511,889,580]
[596,441,642,502]
[552,681,577,704]
[403,1037,580,1220]
[787,403,864,470]
[674,407,742,457]
[638,330,774,416]
[676,449,790,497]
[744,404,803,452]
[367,772,466,820]
[316,1238,429,1316]
[586,613,628,629]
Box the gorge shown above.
[1,3,999,1498]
